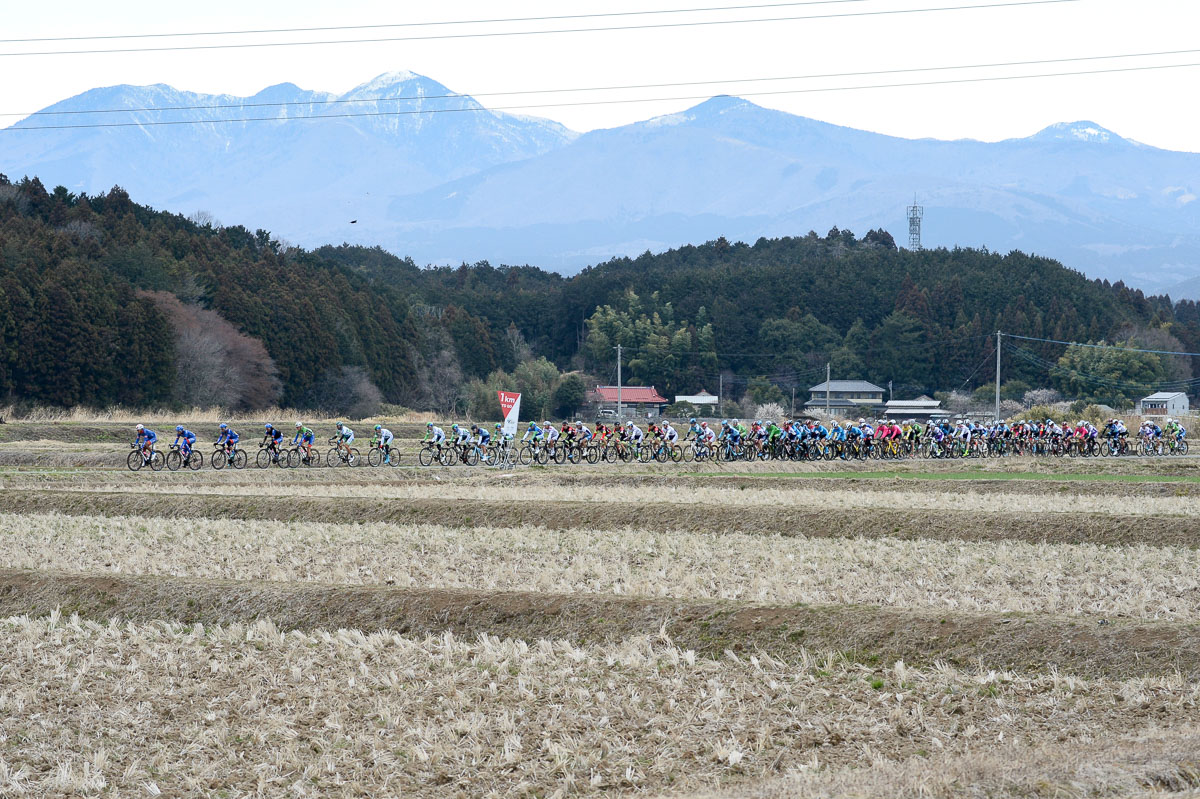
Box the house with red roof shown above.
[589,385,669,418]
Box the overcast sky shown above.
[2,0,1197,150]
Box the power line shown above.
[1008,345,1200,391]
[0,0,1085,58]
[8,45,1193,119]
[1004,332,1200,358]
[9,59,1195,133]
[0,1,878,44]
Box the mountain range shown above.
[3,71,1199,296]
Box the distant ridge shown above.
[3,73,1199,295]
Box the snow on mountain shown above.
[0,72,576,246]
[4,78,1200,294]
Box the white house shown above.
[883,396,943,422]
[1138,392,1189,416]
[674,390,719,407]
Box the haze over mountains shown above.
[3,70,1199,296]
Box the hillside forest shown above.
[2,175,1197,418]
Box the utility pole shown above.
[994,331,1002,423]
[616,344,623,419]
[791,386,796,417]
[825,362,831,417]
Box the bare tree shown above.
[425,349,464,416]
[187,210,220,228]
[305,366,382,418]
[142,291,281,410]
[1023,388,1063,408]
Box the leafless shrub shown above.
[305,366,383,419]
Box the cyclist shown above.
[262,423,284,462]
[543,420,561,454]
[626,420,645,452]
[173,425,197,462]
[293,422,316,463]
[698,421,718,454]
[686,417,703,441]
[765,420,783,452]
[425,421,447,450]
[334,422,355,463]
[373,424,394,464]
[465,424,490,462]
[661,420,679,446]
[522,421,543,443]
[133,424,157,465]
[577,421,593,444]
[215,423,239,465]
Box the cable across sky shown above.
[4,45,1191,119]
[6,58,1197,132]
[0,0,1085,58]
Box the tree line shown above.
[2,175,1196,414]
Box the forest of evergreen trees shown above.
[3,174,1197,413]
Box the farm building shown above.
[804,380,885,416]
[1138,391,1189,416]
[590,385,670,418]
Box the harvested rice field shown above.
[1,421,1200,797]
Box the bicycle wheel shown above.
[368,448,383,467]
[439,447,457,466]
[165,450,181,471]
[345,448,360,467]
[418,446,434,466]
[187,451,203,470]
[127,450,143,472]
[211,450,226,470]
[256,449,271,468]
[1180,440,1190,455]
[149,451,165,471]
[669,445,683,463]
[464,447,479,466]
[326,448,341,467]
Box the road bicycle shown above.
[284,444,322,468]
[165,442,203,471]
[367,437,401,467]
[326,436,360,467]
[210,443,247,470]
[419,441,455,466]
[127,443,164,472]
[256,441,287,468]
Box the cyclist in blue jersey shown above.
[174,425,197,461]
[215,423,239,465]
[134,424,157,465]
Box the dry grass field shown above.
[1,421,1199,796]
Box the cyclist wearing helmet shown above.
[577,421,593,443]
[215,423,239,465]
[521,421,543,443]
[452,423,471,447]
[134,423,157,464]
[424,422,447,448]
[293,422,315,462]
[373,424,394,464]
[262,423,284,462]
[173,425,197,461]
[473,423,492,461]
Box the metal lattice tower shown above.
[907,198,924,251]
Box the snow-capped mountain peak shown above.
[1032,121,1127,145]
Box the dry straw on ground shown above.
[38,479,1200,517]
[1,613,1195,797]
[5,512,1198,619]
